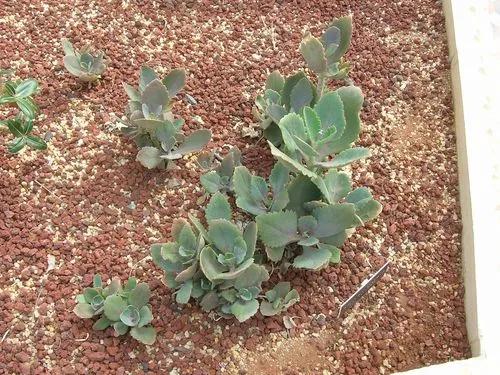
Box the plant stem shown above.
[316,74,327,98]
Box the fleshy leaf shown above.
[130,326,157,345]
[205,192,232,221]
[103,295,127,321]
[162,68,186,98]
[74,303,95,319]
[129,283,150,309]
[265,71,285,93]
[230,299,259,322]
[136,146,162,169]
[293,246,331,270]
[299,33,327,73]
[256,210,298,248]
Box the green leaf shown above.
[256,211,298,248]
[281,71,307,110]
[200,291,220,311]
[61,38,75,56]
[206,192,231,221]
[26,135,47,151]
[285,174,322,217]
[322,26,341,54]
[346,187,372,204]
[123,83,141,101]
[139,66,158,92]
[162,68,186,97]
[83,288,99,304]
[230,299,259,322]
[327,245,341,263]
[265,71,285,92]
[74,303,95,318]
[130,326,157,345]
[200,246,253,281]
[7,137,26,153]
[260,301,279,316]
[267,141,317,179]
[293,246,331,270]
[93,275,102,288]
[242,222,258,260]
[136,146,162,169]
[325,86,364,153]
[328,16,353,63]
[316,147,370,168]
[14,79,38,98]
[207,219,245,253]
[176,280,193,304]
[200,171,222,194]
[267,104,287,124]
[290,77,314,113]
[120,305,141,326]
[314,91,345,134]
[113,321,129,336]
[103,295,127,321]
[172,129,211,157]
[124,277,137,291]
[92,316,112,330]
[177,224,197,251]
[142,79,169,115]
[312,169,351,204]
[299,33,327,73]
[265,246,285,262]
[63,55,85,77]
[354,198,382,223]
[7,120,24,137]
[312,203,361,238]
[129,283,150,309]
[303,106,321,143]
[16,97,37,119]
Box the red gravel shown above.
[0,0,470,374]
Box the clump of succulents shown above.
[199,147,241,194]
[152,193,269,322]
[121,66,211,169]
[0,70,47,153]
[253,15,353,150]
[74,275,156,345]
[62,39,107,82]
[150,15,382,323]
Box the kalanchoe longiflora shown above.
[0,72,47,153]
[62,39,107,82]
[121,66,211,169]
[74,275,157,345]
[199,147,242,194]
[255,171,381,268]
[260,282,299,316]
[151,193,269,322]
[253,16,353,148]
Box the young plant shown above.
[62,39,107,82]
[199,147,242,194]
[260,282,299,316]
[0,72,47,153]
[254,16,352,146]
[74,275,157,345]
[121,66,211,169]
[151,193,269,322]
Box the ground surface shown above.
[0,0,470,374]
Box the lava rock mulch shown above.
[0,0,470,374]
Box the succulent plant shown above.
[267,86,369,177]
[254,16,353,147]
[62,39,106,82]
[199,147,242,193]
[1,73,47,153]
[74,275,156,345]
[232,162,290,215]
[151,193,269,322]
[260,282,299,316]
[121,66,211,169]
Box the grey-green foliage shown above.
[151,193,269,322]
[199,147,241,194]
[232,162,290,215]
[62,39,107,82]
[121,66,211,169]
[254,16,353,146]
[74,275,156,345]
[0,71,47,153]
[260,282,300,316]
